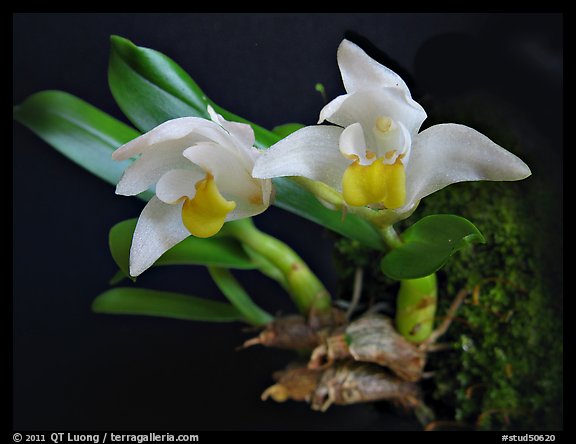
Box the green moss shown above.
[420,180,562,430]
[333,95,562,430]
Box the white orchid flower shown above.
[112,107,272,277]
[253,39,531,220]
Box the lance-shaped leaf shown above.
[13,90,154,200]
[92,287,244,322]
[108,35,278,148]
[381,214,486,280]
[208,267,273,326]
[109,218,258,280]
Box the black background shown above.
[13,13,562,430]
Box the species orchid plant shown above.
[14,36,531,424]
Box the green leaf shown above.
[271,123,305,138]
[109,218,258,279]
[109,270,127,285]
[381,214,486,280]
[92,287,244,322]
[13,90,153,200]
[107,35,383,249]
[108,35,278,148]
[108,35,210,132]
[208,267,273,326]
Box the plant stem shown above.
[222,218,332,315]
[380,225,403,249]
[376,221,438,343]
[395,273,438,343]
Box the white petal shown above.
[129,197,190,277]
[226,178,273,221]
[339,122,371,165]
[337,39,411,95]
[319,88,427,139]
[115,144,199,196]
[252,125,348,191]
[113,116,235,196]
[405,123,532,206]
[207,105,255,149]
[259,177,272,208]
[318,94,348,124]
[183,142,261,205]
[155,169,206,204]
[112,117,216,161]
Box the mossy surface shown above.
[333,97,562,430]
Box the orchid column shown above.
[253,40,531,342]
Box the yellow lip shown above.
[181,173,236,238]
[342,157,406,209]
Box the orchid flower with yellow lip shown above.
[112,106,272,277]
[252,39,531,223]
